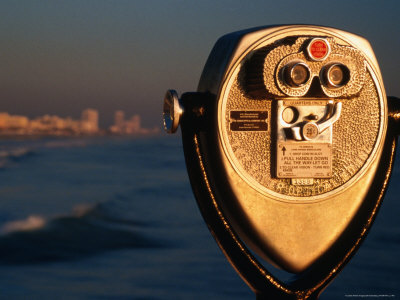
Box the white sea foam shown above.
[1,215,46,234]
[0,203,100,235]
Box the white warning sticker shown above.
[277,143,332,178]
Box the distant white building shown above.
[109,111,143,134]
[81,109,99,134]
[0,112,29,131]
[115,110,125,130]
[125,115,141,134]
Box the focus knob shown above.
[163,90,183,134]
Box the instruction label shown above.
[229,110,268,132]
[277,143,332,178]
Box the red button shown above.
[308,39,330,61]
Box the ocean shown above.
[0,135,398,299]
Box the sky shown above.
[1,0,399,128]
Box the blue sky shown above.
[1,0,399,127]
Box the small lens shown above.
[324,63,350,88]
[283,62,310,87]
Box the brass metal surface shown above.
[214,27,387,272]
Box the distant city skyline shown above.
[0,108,159,136]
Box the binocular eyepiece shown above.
[163,25,400,299]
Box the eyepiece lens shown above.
[284,62,310,87]
[291,64,309,86]
[328,65,343,86]
[324,63,350,88]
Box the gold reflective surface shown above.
[214,27,387,272]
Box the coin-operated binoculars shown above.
[163,25,400,299]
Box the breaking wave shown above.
[0,202,162,265]
[0,147,35,168]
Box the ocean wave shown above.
[0,203,162,265]
[0,147,35,168]
[0,137,101,169]
[1,215,46,233]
